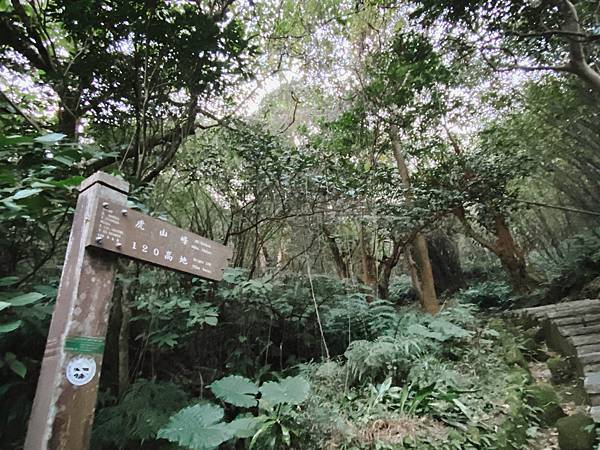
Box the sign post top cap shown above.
[79,172,129,194]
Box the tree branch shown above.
[454,207,498,253]
[0,90,43,132]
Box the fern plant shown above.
[92,379,189,450]
[343,305,473,385]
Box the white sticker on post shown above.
[65,356,97,386]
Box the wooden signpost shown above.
[24,172,232,450]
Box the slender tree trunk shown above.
[322,226,350,279]
[445,126,535,294]
[358,223,377,291]
[377,266,392,299]
[257,246,268,275]
[58,105,78,138]
[276,238,285,271]
[405,248,423,299]
[115,263,136,397]
[390,125,439,314]
[455,207,535,294]
[560,0,600,94]
[117,283,131,396]
[411,234,440,314]
[493,215,535,294]
[377,237,404,300]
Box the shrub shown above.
[92,379,189,450]
[388,274,417,304]
[456,280,513,308]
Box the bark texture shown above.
[455,208,535,293]
[390,125,439,314]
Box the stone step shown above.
[583,360,600,372]
[519,299,600,315]
[559,323,600,337]
[570,335,600,347]
[513,301,598,321]
[546,305,600,320]
[591,406,600,423]
[554,314,600,327]
[579,352,600,365]
[577,344,600,356]
[512,299,600,414]
[584,373,600,394]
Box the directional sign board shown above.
[87,197,232,281]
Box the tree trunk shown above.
[446,127,535,295]
[411,234,440,314]
[404,247,423,299]
[276,238,286,271]
[58,106,78,138]
[390,125,439,314]
[427,232,465,295]
[322,226,350,279]
[376,237,404,300]
[455,207,535,294]
[560,0,600,94]
[116,274,133,397]
[358,223,377,291]
[493,215,535,294]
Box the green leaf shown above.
[210,375,258,407]
[204,316,218,326]
[259,376,310,406]
[33,284,57,297]
[249,420,275,450]
[12,188,42,200]
[5,353,26,378]
[0,276,18,287]
[34,133,66,143]
[0,301,11,312]
[52,175,85,187]
[30,181,55,188]
[429,319,472,340]
[0,320,22,334]
[0,135,34,146]
[53,155,74,166]
[7,292,45,306]
[452,398,473,420]
[227,415,267,438]
[157,404,232,450]
[407,324,443,341]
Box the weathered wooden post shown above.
[25,171,232,450]
[25,172,129,450]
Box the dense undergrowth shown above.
[3,225,600,449]
[87,279,543,450]
[86,230,600,450]
[1,142,599,449]
[4,229,600,449]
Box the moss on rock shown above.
[504,345,529,369]
[547,356,573,383]
[492,396,531,450]
[526,383,566,426]
[557,414,597,450]
[523,326,545,344]
[521,335,549,361]
[506,366,533,385]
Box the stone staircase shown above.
[510,299,600,422]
